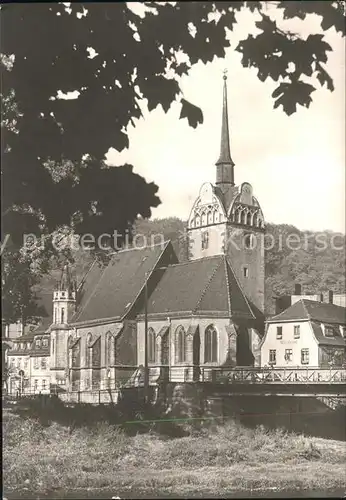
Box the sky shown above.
[106,4,345,234]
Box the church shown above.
[6,74,265,398]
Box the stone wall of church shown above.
[226,225,265,312]
[70,320,137,391]
[137,317,240,382]
[187,222,227,260]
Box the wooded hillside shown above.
[38,217,345,316]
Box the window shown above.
[301,348,309,365]
[342,326,346,338]
[201,231,209,250]
[61,307,65,324]
[24,358,28,370]
[41,358,47,369]
[34,379,38,391]
[42,379,46,390]
[17,358,21,368]
[106,332,115,366]
[42,338,48,347]
[284,349,293,362]
[294,325,300,339]
[52,339,55,354]
[175,326,186,363]
[243,266,249,278]
[148,328,156,363]
[269,349,276,365]
[11,358,15,367]
[244,233,253,249]
[54,307,57,324]
[324,325,337,337]
[86,333,92,367]
[35,338,41,348]
[205,325,218,362]
[276,326,283,340]
[34,357,39,369]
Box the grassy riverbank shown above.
[3,410,346,498]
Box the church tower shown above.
[187,71,265,313]
[50,265,77,387]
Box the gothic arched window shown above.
[106,332,115,366]
[86,333,92,367]
[148,327,156,364]
[204,325,218,363]
[175,325,186,363]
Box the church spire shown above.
[215,70,235,188]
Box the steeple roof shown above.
[56,263,75,292]
[215,71,234,168]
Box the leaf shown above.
[315,62,335,91]
[273,80,316,115]
[179,98,203,128]
[175,62,190,76]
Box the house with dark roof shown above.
[5,293,52,395]
[261,299,346,368]
[6,330,51,395]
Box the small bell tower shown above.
[50,264,77,387]
[53,264,77,325]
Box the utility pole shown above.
[143,266,169,406]
[144,272,149,405]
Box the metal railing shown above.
[4,365,346,400]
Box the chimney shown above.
[328,290,333,304]
[294,283,302,296]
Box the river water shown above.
[5,488,346,499]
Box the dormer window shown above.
[42,338,48,347]
[35,339,41,348]
[341,326,346,338]
[324,324,339,337]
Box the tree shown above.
[1,1,345,246]
[1,247,47,327]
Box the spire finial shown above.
[215,69,235,186]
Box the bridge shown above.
[5,366,346,406]
[124,365,346,397]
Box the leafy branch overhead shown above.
[1,1,345,245]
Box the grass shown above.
[3,409,346,498]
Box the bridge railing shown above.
[122,365,346,385]
[200,366,346,384]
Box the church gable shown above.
[188,182,226,230]
[228,182,265,229]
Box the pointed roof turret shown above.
[215,70,235,188]
[56,263,76,294]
